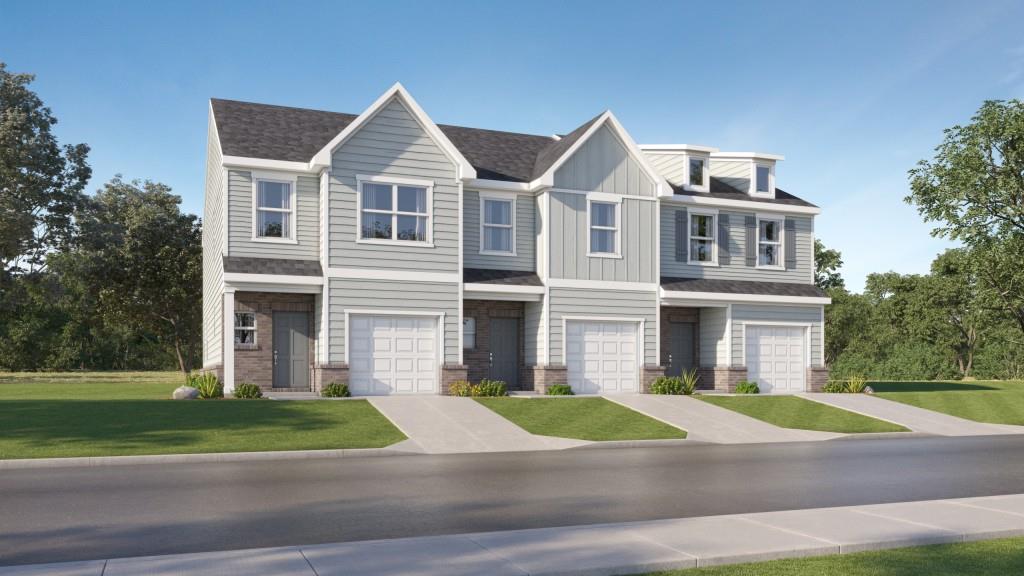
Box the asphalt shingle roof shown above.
[224,256,323,277]
[463,268,544,286]
[661,277,827,298]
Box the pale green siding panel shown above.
[547,288,657,366]
[463,191,535,271]
[553,125,656,197]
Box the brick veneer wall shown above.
[314,363,349,394]
[807,367,830,392]
[463,300,527,389]
[641,365,667,393]
[441,364,469,395]
[530,365,568,394]
[234,292,315,391]
[697,367,748,392]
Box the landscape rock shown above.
[864,386,875,395]
[172,385,200,400]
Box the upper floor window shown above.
[358,177,432,244]
[254,178,294,241]
[754,164,773,195]
[688,211,716,265]
[689,157,705,188]
[480,194,515,255]
[757,216,783,268]
[587,197,620,257]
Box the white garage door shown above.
[566,320,639,394]
[349,315,438,395]
[746,325,806,394]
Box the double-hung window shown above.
[234,312,256,345]
[254,178,294,240]
[359,178,431,244]
[588,198,620,257]
[480,195,515,255]
[688,211,716,264]
[757,216,783,268]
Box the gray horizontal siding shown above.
[548,288,657,366]
[660,205,813,284]
[554,124,656,197]
[227,170,319,259]
[549,192,657,283]
[524,299,543,365]
[731,304,823,367]
[327,98,459,273]
[327,277,459,365]
[699,307,728,367]
[463,190,535,271]
[644,152,686,187]
[710,160,750,193]
[203,112,224,366]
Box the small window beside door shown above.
[234,312,256,347]
[463,317,476,349]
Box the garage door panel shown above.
[566,320,640,395]
[349,314,438,395]
[746,325,806,394]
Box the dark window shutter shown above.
[718,214,730,265]
[675,209,688,262]
[744,215,757,266]
[784,218,797,270]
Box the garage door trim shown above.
[562,315,644,395]
[741,321,810,394]
[344,309,445,395]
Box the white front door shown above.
[566,320,639,394]
[349,315,438,395]
[745,325,806,394]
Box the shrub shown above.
[321,382,350,398]
[233,382,263,399]
[448,380,473,396]
[650,376,684,395]
[679,368,700,395]
[472,379,508,397]
[844,375,867,394]
[823,380,847,393]
[734,380,760,394]
[545,384,574,396]
[190,372,223,399]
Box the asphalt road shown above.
[4,435,1024,566]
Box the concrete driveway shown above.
[367,396,587,454]
[608,395,842,444]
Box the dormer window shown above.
[684,154,710,192]
[689,158,705,187]
[752,163,774,196]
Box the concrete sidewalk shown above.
[609,394,843,444]
[9,494,1024,575]
[800,393,1024,436]
[367,396,588,454]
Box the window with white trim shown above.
[689,157,706,188]
[234,312,256,345]
[463,317,476,349]
[255,179,293,239]
[480,196,514,254]
[588,200,619,256]
[757,216,783,268]
[688,212,716,264]
[754,164,773,195]
[360,181,430,242]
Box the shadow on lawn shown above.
[870,381,998,393]
[0,400,343,451]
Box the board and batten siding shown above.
[660,205,813,284]
[463,190,535,271]
[327,98,459,273]
[699,307,728,367]
[643,152,686,187]
[226,170,320,259]
[553,124,657,197]
[731,305,824,367]
[202,111,225,367]
[549,192,657,283]
[547,288,657,366]
[326,277,459,365]
[710,160,750,192]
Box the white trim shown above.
[223,273,324,285]
[549,278,658,291]
[659,288,831,305]
[462,291,543,302]
[820,305,826,367]
[343,310,446,392]
[740,322,812,369]
[711,151,786,161]
[464,283,544,295]
[810,218,817,285]
[355,176,434,247]
[639,144,720,153]
[310,83,476,179]
[479,192,517,256]
[586,196,622,258]
[319,169,329,265]
[223,156,313,173]
[221,168,229,255]
[686,208,719,266]
[465,178,531,192]
[561,316,645,392]
[232,310,257,347]
[457,178,464,365]
[660,193,821,215]
[551,187,658,202]
[751,162,776,198]
[726,303,733,366]
[655,193,662,366]
[755,214,785,270]
[325,267,458,283]
[321,281,331,365]
[222,291,235,393]
[251,171,298,243]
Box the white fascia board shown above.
[548,278,658,291]
[223,273,324,285]
[660,193,821,215]
[660,288,831,305]
[222,156,314,173]
[464,178,532,192]
[463,283,545,295]
[325,267,459,283]
[639,144,720,153]
[711,151,786,161]
[309,83,476,179]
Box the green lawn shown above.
[0,372,406,459]
[698,395,908,433]
[873,380,1024,425]
[638,536,1024,575]
[475,397,686,441]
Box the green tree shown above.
[0,62,91,275]
[68,177,201,381]
[814,239,845,291]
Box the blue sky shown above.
[3,0,1023,291]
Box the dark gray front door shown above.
[668,322,696,377]
[489,318,519,387]
[273,312,310,389]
